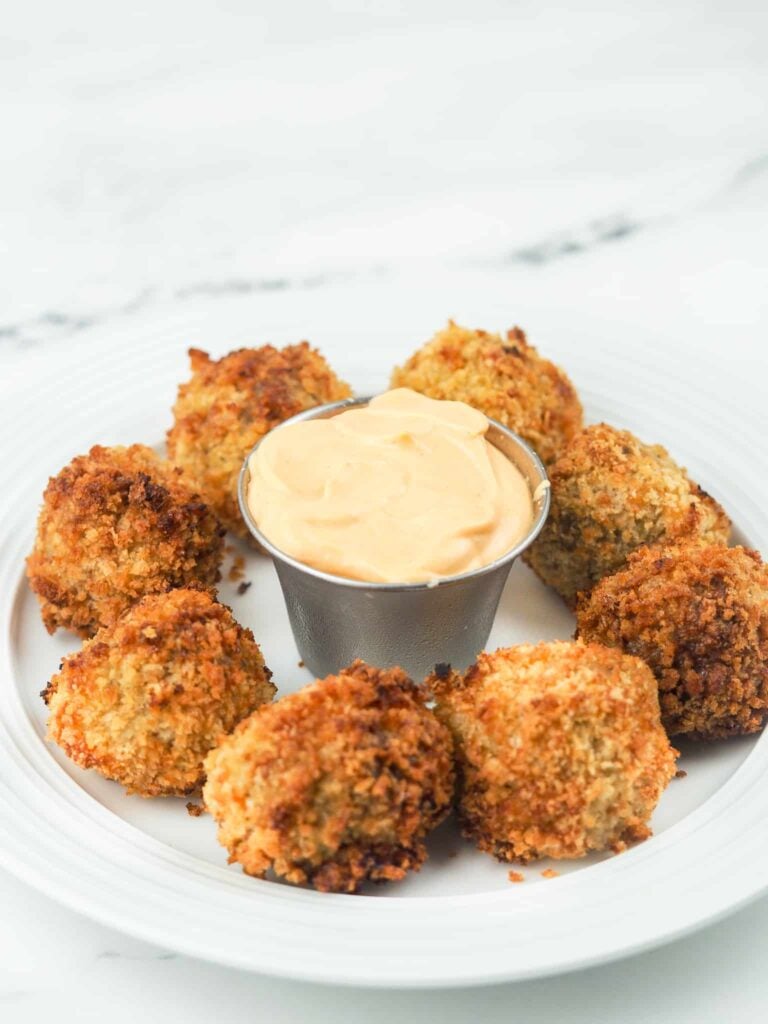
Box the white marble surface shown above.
[2,2,767,1020]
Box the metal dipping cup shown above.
[238,396,550,681]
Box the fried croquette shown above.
[523,423,730,606]
[203,660,454,893]
[430,642,677,863]
[167,343,352,536]
[576,544,768,739]
[43,588,275,797]
[390,321,583,465]
[26,445,225,637]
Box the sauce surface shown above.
[246,388,534,583]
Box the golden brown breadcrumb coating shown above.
[430,642,677,863]
[203,660,454,893]
[44,588,274,797]
[524,423,730,606]
[575,544,768,740]
[167,343,351,536]
[390,321,583,465]
[26,445,224,637]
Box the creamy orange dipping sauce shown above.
[245,388,534,584]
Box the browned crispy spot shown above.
[576,543,768,739]
[524,424,730,605]
[430,641,676,864]
[228,556,246,582]
[26,444,224,637]
[44,588,275,797]
[203,660,454,893]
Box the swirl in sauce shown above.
[246,388,534,584]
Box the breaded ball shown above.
[430,642,677,863]
[43,588,274,797]
[524,423,730,606]
[576,544,768,740]
[26,445,224,637]
[167,343,352,535]
[203,660,454,893]
[390,321,583,465]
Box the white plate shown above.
[1,296,766,988]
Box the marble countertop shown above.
[2,2,767,1021]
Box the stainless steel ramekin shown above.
[238,396,550,681]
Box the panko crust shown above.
[44,588,275,797]
[26,445,225,637]
[429,642,677,863]
[167,343,352,536]
[575,544,768,739]
[203,660,455,893]
[524,423,731,606]
[390,321,583,465]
